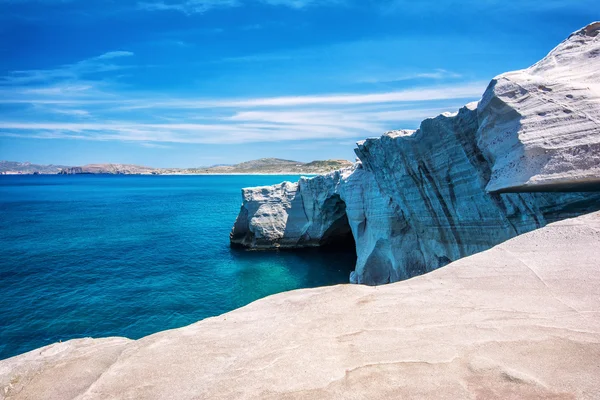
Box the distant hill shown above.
[59,164,157,175]
[233,158,301,170]
[164,158,353,174]
[1,159,353,175]
[0,161,69,175]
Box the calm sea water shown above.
[0,175,356,360]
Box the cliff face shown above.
[4,212,600,399]
[230,22,600,285]
[479,21,600,192]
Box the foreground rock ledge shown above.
[3,212,600,399]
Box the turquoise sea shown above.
[0,175,356,360]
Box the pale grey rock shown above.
[0,338,130,400]
[231,168,357,249]
[230,22,600,285]
[479,22,600,192]
[3,212,600,399]
[351,105,600,284]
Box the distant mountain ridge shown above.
[58,164,157,175]
[1,158,353,175]
[235,158,300,170]
[0,161,70,175]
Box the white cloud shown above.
[222,83,485,107]
[137,0,240,14]
[260,0,343,9]
[0,51,485,146]
[103,82,484,111]
[139,142,172,148]
[94,51,135,60]
[1,51,134,85]
[0,120,366,144]
[0,81,486,109]
[49,108,91,117]
[357,69,462,84]
[0,98,481,145]
[219,53,294,63]
[376,0,597,14]
[152,39,194,48]
[20,84,94,95]
[136,0,339,14]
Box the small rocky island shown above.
[1,22,600,400]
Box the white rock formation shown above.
[3,212,600,399]
[230,168,358,249]
[230,22,600,285]
[479,21,600,192]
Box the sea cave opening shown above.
[318,194,357,253]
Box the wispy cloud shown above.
[376,0,596,13]
[0,82,485,107]
[1,51,134,85]
[0,92,483,144]
[0,51,485,145]
[219,83,484,107]
[357,69,462,84]
[95,51,134,60]
[47,108,91,117]
[19,84,94,95]
[260,0,343,9]
[219,53,294,63]
[103,82,484,111]
[0,120,371,144]
[136,0,341,14]
[140,142,172,148]
[137,0,240,14]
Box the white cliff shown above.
[479,21,600,192]
[230,22,600,285]
[3,212,600,399]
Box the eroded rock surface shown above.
[3,212,600,399]
[480,21,600,192]
[230,22,600,285]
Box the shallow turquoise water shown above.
[0,175,356,360]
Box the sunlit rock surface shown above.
[3,212,600,399]
[480,21,600,192]
[230,168,358,249]
[230,22,600,285]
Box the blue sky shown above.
[0,0,598,167]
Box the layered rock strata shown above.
[3,212,600,399]
[230,22,600,285]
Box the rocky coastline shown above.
[2,211,600,399]
[1,22,600,400]
[230,22,600,285]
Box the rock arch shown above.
[318,194,355,251]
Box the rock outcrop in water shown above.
[3,212,600,399]
[230,22,600,285]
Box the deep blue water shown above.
[0,175,356,360]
